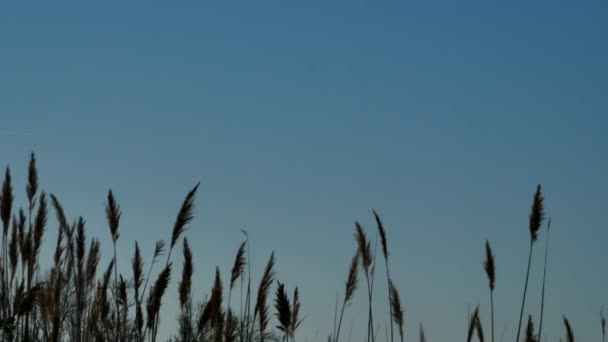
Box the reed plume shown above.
[274,281,292,342]
[373,210,394,342]
[483,240,495,342]
[291,287,302,338]
[26,153,38,207]
[419,323,425,342]
[355,222,374,342]
[85,238,100,288]
[524,315,537,342]
[132,242,144,304]
[146,263,172,339]
[230,241,246,290]
[2,166,14,325]
[105,190,121,342]
[169,183,200,256]
[2,167,14,233]
[389,280,404,342]
[199,267,223,335]
[32,192,47,272]
[254,252,275,342]
[601,305,606,342]
[228,241,246,316]
[515,185,544,342]
[105,190,121,242]
[225,310,238,342]
[9,213,19,280]
[563,316,574,342]
[179,238,193,309]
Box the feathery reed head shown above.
[26,152,38,205]
[354,222,372,273]
[171,182,200,248]
[76,217,86,265]
[132,241,144,300]
[146,263,172,329]
[211,267,223,318]
[483,240,495,291]
[419,323,425,342]
[105,190,121,241]
[85,238,100,288]
[255,252,276,338]
[179,238,193,308]
[154,240,167,261]
[1,166,14,231]
[389,280,404,342]
[344,252,359,306]
[18,210,27,262]
[225,310,238,342]
[199,267,224,330]
[525,315,537,342]
[50,194,69,234]
[563,315,574,342]
[529,184,544,242]
[33,192,47,261]
[291,287,302,336]
[601,305,606,340]
[9,213,19,275]
[274,281,292,335]
[118,274,128,307]
[230,241,246,289]
[372,209,388,260]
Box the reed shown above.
[355,222,374,342]
[537,218,551,341]
[515,185,544,342]
[524,315,537,342]
[483,240,495,342]
[334,251,359,342]
[388,280,404,342]
[563,316,574,342]
[373,210,394,342]
[601,305,606,342]
[1,153,600,342]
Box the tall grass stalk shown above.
[483,240,495,342]
[515,185,544,342]
[537,218,551,341]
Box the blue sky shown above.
[1,1,607,341]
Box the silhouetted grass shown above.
[0,154,589,342]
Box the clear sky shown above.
[1,1,607,341]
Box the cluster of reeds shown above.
[0,154,305,342]
[476,186,593,342]
[0,154,601,342]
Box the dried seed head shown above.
[1,167,14,233]
[171,183,199,248]
[529,185,545,243]
[105,190,121,241]
[26,152,38,206]
[372,209,388,260]
[483,240,495,291]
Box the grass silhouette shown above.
[0,153,591,342]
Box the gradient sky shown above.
[1,1,607,341]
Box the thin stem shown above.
[515,240,534,342]
[113,241,119,342]
[490,290,495,342]
[335,296,348,342]
[385,260,394,342]
[538,222,551,341]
